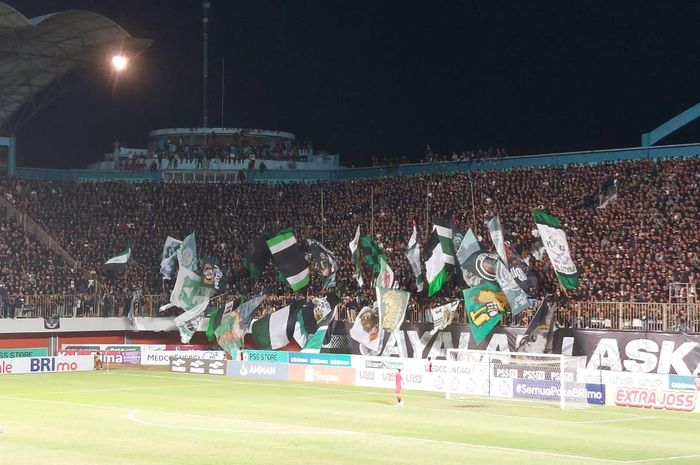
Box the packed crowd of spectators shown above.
[113,136,305,172]
[370,145,508,168]
[0,156,698,328]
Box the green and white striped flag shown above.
[266,229,310,292]
[361,235,394,289]
[251,301,305,350]
[405,225,425,292]
[532,210,580,289]
[104,247,131,273]
[433,221,456,266]
[425,229,449,297]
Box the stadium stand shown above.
[0,155,697,328]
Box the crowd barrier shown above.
[7,297,698,333]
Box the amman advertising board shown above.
[226,361,288,380]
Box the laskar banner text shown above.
[324,323,700,376]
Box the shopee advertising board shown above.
[0,355,94,375]
[288,365,355,385]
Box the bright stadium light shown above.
[111,55,128,72]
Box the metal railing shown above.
[4,293,232,320]
[2,296,698,333]
[563,301,699,333]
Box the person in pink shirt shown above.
[395,369,404,406]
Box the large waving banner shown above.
[323,323,700,375]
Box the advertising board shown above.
[577,369,668,390]
[141,350,225,366]
[288,365,355,385]
[226,361,288,380]
[288,353,351,367]
[58,350,141,365]
[512,379,605,405]
[613,386,696,412]
[242,350,289,364]
[0,356,94,375]
[668,375,699,391]
[0,348,48,359]
[170,358,226,375]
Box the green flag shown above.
[205,307,221,341]
[462,283,510,345]
[532,210,580,289]
[266,229,310,292]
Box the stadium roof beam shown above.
[0,2,150,133]
[641,101,700,146]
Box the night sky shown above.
[7,0,700,169]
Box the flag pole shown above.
[425,182,430,233]
[371,186,374,237]
[469,173,477,228]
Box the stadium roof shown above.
[0,2,150,131]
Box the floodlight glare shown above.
[111,55,128,72]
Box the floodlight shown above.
[111,55,128,72]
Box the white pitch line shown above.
[126,410,356,436]
[25,383,213,396]
[576,416,656,424]
[624,454,700,464]
[124,408,625,463]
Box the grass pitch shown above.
[1,369,699,465]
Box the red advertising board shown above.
[614,387,696,412]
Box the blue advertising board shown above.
[512,379,605,405]
[226,361,289,380]
[288,352,352,367]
